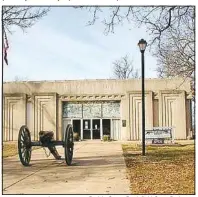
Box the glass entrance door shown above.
[83,119,91,139]
[73,119,81,138]
[92,119,100,139]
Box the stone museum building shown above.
[3,78,193,141]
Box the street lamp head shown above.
[138,39,147,53]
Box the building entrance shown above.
[83,119,101,140]
[62,101,121,140]
[64,118,119,140]
[83,119,91,139]
[92,119,100,139]
[73,120,81,138]
[102,119,111,136]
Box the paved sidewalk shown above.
[3,141,130,194]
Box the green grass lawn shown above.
[122,144,195,195]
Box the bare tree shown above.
[113,55,139,79]
[82,6,195,130]
[80,6,195,90]
[2,6,50,65]
[2,6,50,34]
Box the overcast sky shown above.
[3,7,158,82]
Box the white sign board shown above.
[145,127,172,139]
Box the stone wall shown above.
[3,78,191,95]
[3,78,192,141]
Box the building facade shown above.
[3,78,193,141]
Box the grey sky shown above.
[3,7,158,81]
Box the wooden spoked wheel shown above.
[64,124,74,165]
[18,125,32,166]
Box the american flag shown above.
[4,33,9,65]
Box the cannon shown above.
[18,124,74,166]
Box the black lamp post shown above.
[138,39,147,156]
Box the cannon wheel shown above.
[18,125,32,166]
[64,124,74,165]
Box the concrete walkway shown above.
[3,141,130,194]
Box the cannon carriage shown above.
[18,124,74,166]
